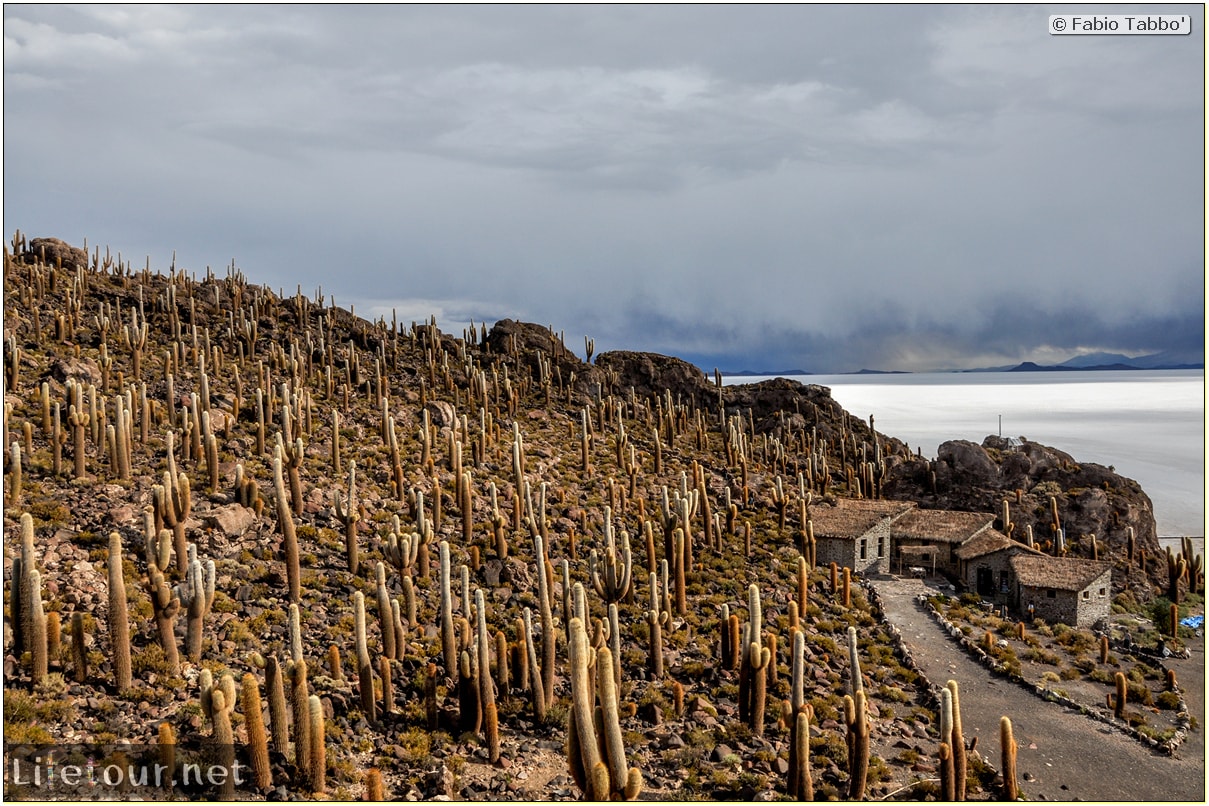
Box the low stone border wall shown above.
[916,593,1191,755]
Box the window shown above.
[859,540,867,560]
[1099,588,1106,596]
[1082,590,1090,600]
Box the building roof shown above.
[1010,555,1113,592]
[808,499,915,540]
[891,509,996,544]
[953,529,1041,560]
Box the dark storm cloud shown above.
[4,4,1203,371]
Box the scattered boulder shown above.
[204,503,258,538]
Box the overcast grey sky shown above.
[4,4,1204,372]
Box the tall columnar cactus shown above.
[581,407,592,476]
[289,658,311,773]
[69,402,89,479]
[266,655,289,756]
[1166,549,1186,604]
[241,672,273,791]
[1113,671,1128,719]
[791,707,814,802]
[308,693,326,794]
[494,629,510,703]
[154,434,192,578]
[646,605,666,679]
[28,569,48,686]
[847,625,863,696]
[374,562,396,661]
[273,451,301,602]
[939,742,955,802]
[664,526,685,616]
[787,630,814,800]
[566,616,642,801]
[14,512,36,659]
[354,591,377,725]
[739,584,771,737]
[439,541,457,678]
[178,546,215,663]
[458,649,481,734]
[590,508,633,604]
[107,532,132,691]
[534,532,557,704]
[844,690,869,800]
[938,686,955,800]
[210,686,237,799]
[797,555,810,612]
[947,680,967,801]
[144,563,181,674]
[719,602,731,667]
[475,589,501,763]
[332,460,361,575]
[566,615,604,798]
[364,768,385,801]
[45,611,61,669]
[596,644,643,800]
[7,441,21,507]
[523,606,547,721]
[1000,716,1018,801]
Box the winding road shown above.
[871,576,1205,802]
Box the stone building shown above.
[954,529,1043,600]
[1011,555,1113,628]
[809,499,915,574]
[890,509,996,578]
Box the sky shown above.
[3,4,1205,373]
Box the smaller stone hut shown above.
[1011,555,1113,628]
[954,530,1042,600]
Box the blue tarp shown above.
[1179,615,1203,628]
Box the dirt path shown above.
[872,576,1205,802]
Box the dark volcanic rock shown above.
[486,319,593,398]
[22,237,89,270]
[595,350,713,409]
[937,440,999,486]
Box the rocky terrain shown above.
[2,235,1198,801]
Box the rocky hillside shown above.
[0,234,1183,802]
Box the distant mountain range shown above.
[960,349,1204,373]
[719,349,1203,377]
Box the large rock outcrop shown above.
[21,237,89,271]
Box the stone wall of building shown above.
[1019,570,1112,628]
